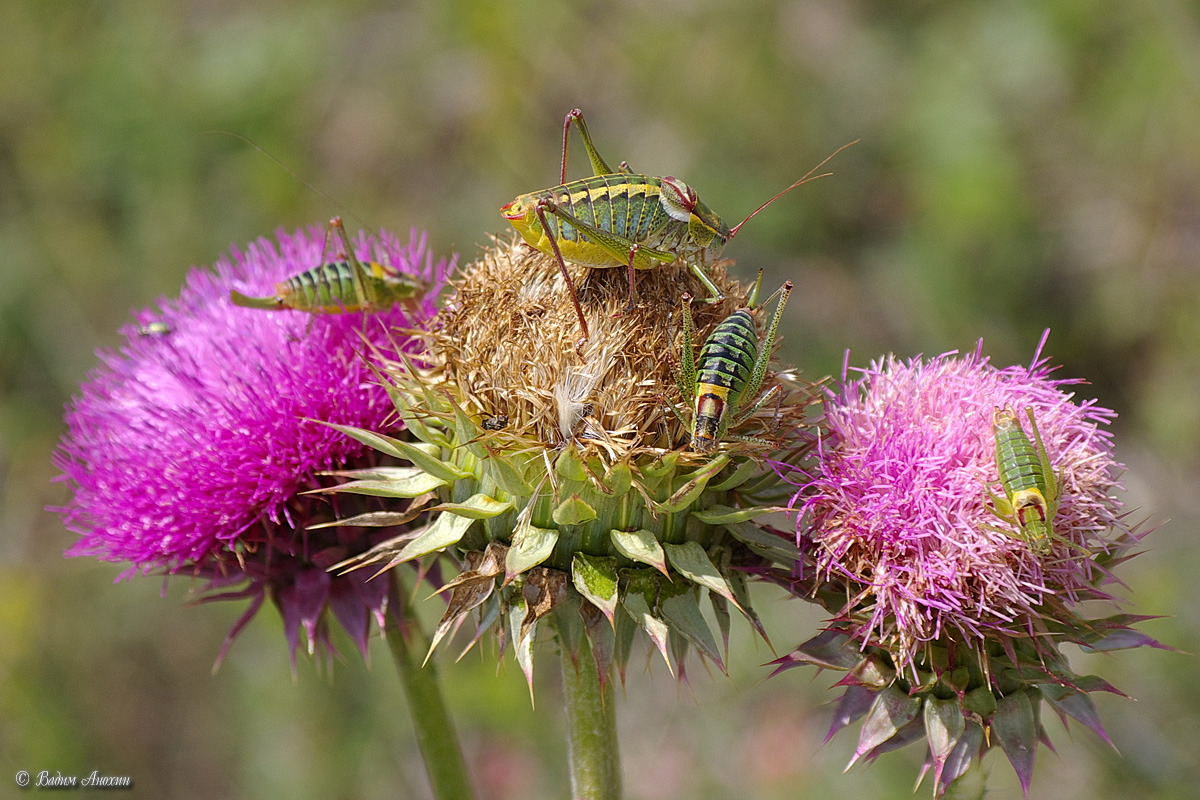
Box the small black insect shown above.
[482,414,509,431]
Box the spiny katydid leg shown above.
[619,244,640,316]
[561,108,633,183]
[533,201,591,344]
[531,196,674,338]
[325,216,373,312]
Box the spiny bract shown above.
[325,235,816,690]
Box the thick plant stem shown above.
[385,578,475,800]
[559,627,622,800]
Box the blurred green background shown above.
[4,0,1197,798]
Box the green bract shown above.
[322,240,814,689]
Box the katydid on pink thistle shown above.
[989,405,1062,555]
[230,217,426,314]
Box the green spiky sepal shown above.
[770,539,1167,799]
[319,369,801,691]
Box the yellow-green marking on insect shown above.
[502,108,851,341]
[230,217,425,315]
[671,270,792,452]
[989,405,1060,554]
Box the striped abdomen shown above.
[513,174,695,268]
[992,408,1051,537]
[231,260,421,313]
[691,309,758,450]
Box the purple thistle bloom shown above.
[777,333,1163,796]
[52,223,454,664]
[798,333,1126,672]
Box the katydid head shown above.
[660,176,733,261]
[992,404,1018,428]
[500,196,531,224]
[501,195,543,244]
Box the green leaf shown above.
[552,590,584,656]
[722,520,803,561]
[554,443,588,482]
[552,494,597,526]
[320,466,427,481]
[508,597,536,702]
[852,685,921,765]
[962,685,997,718]
[318,422,470,482]
[659,587,724,671]
[585,607,616,691]
[848,655,894,688]
[450,400,488,459]
[315,471,447,499]
[307,510,422,530]
[709,593,731,661]
[603,462,633,496]
[942,719,984,788]
[691,504,769,525]
[727,569,768,646]
[430,493,512,519]
[993,690,1039,795]
[789,629,860,670]
[641,450,680,481]
[1042,687,1113,747]
[663,541,738,609]
[655,455,729,512]
[381,382,451,448]
[609,528,668,575]
[386,509,475,564]
[621,590,672,675]
[572,554,619,624]
[483,449,534,496]
[506,518,558,580]
[924,696,965,767]
[708,458,763,492]
[613,607,638,681]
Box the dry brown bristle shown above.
[400,235,809,464]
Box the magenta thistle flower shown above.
[774,333,1164,796]
[53,223,454,665]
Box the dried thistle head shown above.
[330,236,815,689]
[433,235,795,452]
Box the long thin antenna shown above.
[728,139,860,239]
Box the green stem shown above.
[385,577,475,800]
[559,626,622,800]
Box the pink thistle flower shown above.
[52,223,454,665]
[774,332,1165,797]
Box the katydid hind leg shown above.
[542,200,675,267]
[562,108,614,183]
[329,217,374,311]
[676,293,698,403]
[534,201,590,342]
[1025,407,1059,508]
[618,244,640,316]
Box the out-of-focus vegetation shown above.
[4,1,1198,798]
